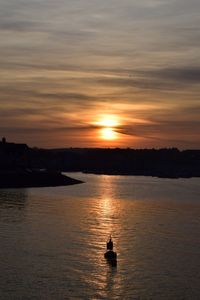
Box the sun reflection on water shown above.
[82,175,123,297]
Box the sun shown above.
[101,127,117,140]
[91,115,120,141]
[95,117,119,128]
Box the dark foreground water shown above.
[0,173,200,300]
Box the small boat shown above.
[104,235,117,266]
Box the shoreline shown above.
[81,170,200,179]
[0,170,83,189]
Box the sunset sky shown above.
[0,0,200,148]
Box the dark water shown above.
[0,173,200,300]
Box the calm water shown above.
[0,173,200,300]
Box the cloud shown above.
[0,0,200,148]
[145,67,200,84]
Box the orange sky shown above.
[0,0,200,149]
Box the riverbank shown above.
[83,169,200,178]
[0,170,83,188]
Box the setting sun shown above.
[93,115,120,141]
[93,115,120,128]
[101,127,117,140]
[97,118,119,128]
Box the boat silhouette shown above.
[104,235,117,266]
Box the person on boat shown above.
[107,236,113,251]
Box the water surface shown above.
[0,173,200,299]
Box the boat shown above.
[104,235,117,266]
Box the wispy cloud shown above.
[0,0,200,148]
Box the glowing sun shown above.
[98,118,119,128]
[101,127,117,140]
[93,115,120,141]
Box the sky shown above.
[0,0,200,149]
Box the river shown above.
[0,173,200,299]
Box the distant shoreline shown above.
[1,140,200,181]
[0,170,83,189]
[82,170,199,179]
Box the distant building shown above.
[2,137,6,144]
[0,138,29,155]
[0,138,30,170]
